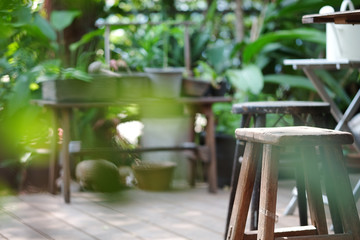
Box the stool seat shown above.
[235,126,354,146]
[232,101,330,115]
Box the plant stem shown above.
[163,29,169,68]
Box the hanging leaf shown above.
[70,28,104,52]
[264,74,317,91]
[33,14,56,41]
[243,28,326,64]
[11,6,32,27]
[50,10,81,31]
[226,65,264,95]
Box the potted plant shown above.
[36,60,117,102]
[132,160,177,191]
[140,23,185,98]
[35,10,118,102]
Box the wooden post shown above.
[61,108,71,203]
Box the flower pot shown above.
[132,162,176,191]
[182,77,211,97]
[41,75,117,102]
[140,116,191,187]
[117,73,151,99]
[145,67,184,98]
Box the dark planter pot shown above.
[23,166,50,192]
[181,77,211,97]
[0,166,20,192]
[41,75,117,102]
[215,134,236,188]
[210,80,230,96]
[132,162,176,191]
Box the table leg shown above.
[303,68,360,151]
[336,89,360,131]
[203,104,217,193]
[303,68,343,122]
[48,109,59,195]
[250,114,266,230]
[61,108,71,203]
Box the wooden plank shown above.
[322,145,360,239]
[244,226,317,240]
[18,194,144,240]
[202,104,217,193]
[0,208,50,239]
[227,142,262,240]
[283,59,360,68]
[2,181,352,240]
[301,146,328,234]
[276,233,352,240]
[1,197,95,240]
[257,144,280,240]
[72,191,221,239]
[232,101,330,115]
[302,9,360,24]
[235,126,354,146]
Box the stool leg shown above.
[294,156,308,226]
[257,144,279,240]
[225,114,251,239]
[302,146,328,234]
[250,114,266,231]
[319,146,343,233]
[227,142,262,240]
[225,139,244,238]
[322,145,360,238]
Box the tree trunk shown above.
[42,0,105,66]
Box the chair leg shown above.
[319,145,344,233]
[322,145,360,238]
[225,139,243,238]
[225,114,251,239]
[301,145,328,235]
[257,144,280,240]
[226,142,262,240]
[283,187,298,215]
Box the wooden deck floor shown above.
[0,177,359,240]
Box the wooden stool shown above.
[226,126,360,240]
[227,101,331,233]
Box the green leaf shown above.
[5,74,31,116]
[206,44,232,74]
[33,14,56,41]
[243,28,326,64]
[264,74,317,91]
[50,10,81,31]
[11,6,32,27]
[226,65,264,94]
[316,70,351,105]
[70,28,104,52]
[61,68,92,82]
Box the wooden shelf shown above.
[302,9,360,24]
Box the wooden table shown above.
[283,59,360,151]
[32,97,231,203]
[283,9,360,224]
[302,9,360,24]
